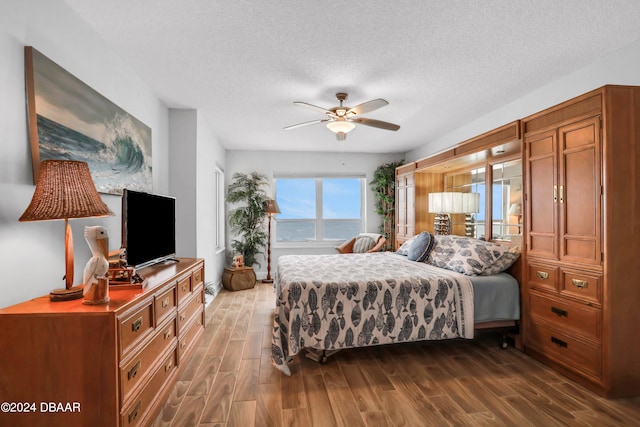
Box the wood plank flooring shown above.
[151,282,640,426]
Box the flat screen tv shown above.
[122,189,176,269]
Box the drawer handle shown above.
[128,401,141,423]
[162,298,169,308]
[131,317,143,332]
[127,360,141,381]
[180,314,186,322]
[182,283,188,292]
[181,341,186,350]
[572,279,588,289]
[165,360,173,372]
[164,329,172,340]
[551,306,568,317]
[553,185,557,203]
[551,336,568,348]
[536,271,549,280]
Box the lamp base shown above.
[50,286,84,302]
[261,278,274,284]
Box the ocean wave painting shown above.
[25,47,152,195]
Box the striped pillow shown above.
[353,235,376,253]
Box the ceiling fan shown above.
[284,92,400,141]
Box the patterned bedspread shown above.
[271,252,474,375]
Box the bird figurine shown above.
[82,225,110,303]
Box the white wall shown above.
[169,110,198,257]
[0,0,170,308]
[168,109,226,288]
[407,38,640,161]
[225,150,404,278]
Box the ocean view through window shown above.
[274,177,364,243]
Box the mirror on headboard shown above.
[491,160,522,247]
[444,167,485,239]
[443,159,522,244]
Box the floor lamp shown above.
[262,199,280,283]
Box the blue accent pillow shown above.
[407,231,435,262]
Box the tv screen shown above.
[122,189,176,269]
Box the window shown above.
[274,176,364,243]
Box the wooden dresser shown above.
[0,257,205,427]
[522,85,640,397]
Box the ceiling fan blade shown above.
[352,117,400,131]
[293,101,332,115]
[283,119,327,130]
[347,98,389,116]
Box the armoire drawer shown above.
[121,347,178,427]
[119,299,154,357]
[527,262,558,292]
[560,268,601,304]
[528,292,601,342]
[527,321,601,380]
[120,317,176,404]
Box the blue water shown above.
[276,221,361,241]
[37,114,152,195]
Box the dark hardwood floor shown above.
[151,282,640,426]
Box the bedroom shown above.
[1,1,640,426]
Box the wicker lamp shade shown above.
[20,160,113,222]
[20,160,113,301]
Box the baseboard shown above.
[204,280,222,307]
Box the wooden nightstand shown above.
[222,266,256,291]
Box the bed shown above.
[271,235,520,376]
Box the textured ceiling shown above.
[63,0,640,154]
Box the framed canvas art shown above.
[24,46,152,195]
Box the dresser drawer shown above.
[119,300,154,356]
[527,262,558,292]
[529,292,600,342]
[154,285,177,324]
[177,286,203,333]
[176,274,193,304]
[527,321,601,379]
[179,307,204,362]
[120,318,177,404]
[192,267,204,288]
[121,347,178,427]
[560,268,601,304]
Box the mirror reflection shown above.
[444,159,522,244]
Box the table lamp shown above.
[19,160,114,301]
[262,198,280,283]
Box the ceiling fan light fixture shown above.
[326,120,356,134]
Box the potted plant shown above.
[226,172,270,268]
[370,160,404,250]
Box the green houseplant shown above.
[226,172,270,268]
[370,160,404,250]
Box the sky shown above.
[275,177,361,219]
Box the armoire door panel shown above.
[559,117,601,264]
[526,130,557,259]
